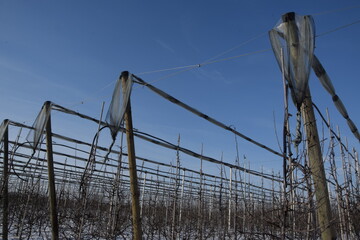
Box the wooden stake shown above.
[2,119,9,240]
[228,167,232,232]
[171,135,181,239]
[140,173,147,217]
[178,169,185,226]
[326,110,346,239]
[337,128,353,237]
[354,148,360,195]
[121,71,142,239]
[45,101,59,240]
[198,144,204,240]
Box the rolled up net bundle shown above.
[0,119,9,142]
[106,72,133,140]
[26,101,52,152]
[269,12,315,109]
[312,55,360,141]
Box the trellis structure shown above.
[1,11,360,240]
[1,83,359,239]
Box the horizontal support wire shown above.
[6,120,282,194]
[132,75,285,159]
[48,103,282,181]
[2,145,276,202]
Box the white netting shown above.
[312,55,360,141]
[269,12,315,108]
[312,56,336,96]
[0,119,9,142]
[26,101,52,151]
[106,72,133,140]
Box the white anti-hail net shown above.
[106,73,133,140]
[269,12,315,108]
[0,119,9,142]
[312,55,360,141]
[26,101,52,151]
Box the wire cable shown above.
[132,74,285,158]
[316,19,360,37]
[55,10,360,110]
[312,4,360,16]
[136,32,268,76]
[133,48,271,89]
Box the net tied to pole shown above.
[106,71,133,141]
[26,101,53,152]
[269,12,360,143]
[269,12,315,110]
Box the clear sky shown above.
[1,0,359,175]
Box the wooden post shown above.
[121,71,143,239]
[219,154,225,237]
[354,148,360,195]
[45,101,59,240]
[2,119,9,240]
[178,169,185,227]
[337,128,353,237]
[301,92,335,239]
[171,135,181,239]
[198,145,203,240]
[140,173,147,218]
[282,12,336,239]
[242,157,246,235]
[326,110,346,239]
[228,168,232,232]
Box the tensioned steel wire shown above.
[56,10,360,111]
[3,120,281,203]
[49,103,282,181]
[6,113,283,186]
[132,74,284,159]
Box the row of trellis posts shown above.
[1,102,359,239]
[1,12,360,239]
[0,105,284,239]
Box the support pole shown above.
[301,90,335,239]
[140,173,147,218]
[171,135,181,239]
[45,102,59,240]
[198,145,203,240]
[228,168,232,232]
[2,119,9,240]
[178,169,185,226]
[282,12,335,239]
[121,71,143,240]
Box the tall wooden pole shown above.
[301,90,335,239]
[2,119,9,240]
[45,101,59,240]
[282,12,335,240]
[121,71,143,239]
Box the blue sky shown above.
[1,0,359,176]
